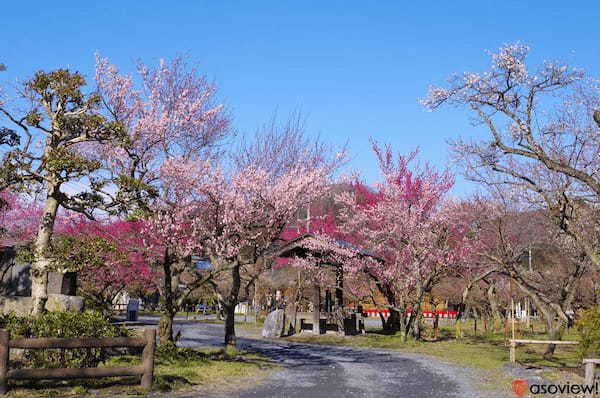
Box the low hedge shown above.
[0,311,129,368]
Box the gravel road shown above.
[162,318,508,398]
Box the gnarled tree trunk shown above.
[31,185,60,315]
[158,248,179,345]
[487,281,503,332]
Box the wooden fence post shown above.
[509,340,516,363]
[584,360,595,398]
[0,329,9,395]
[141,329,156,389]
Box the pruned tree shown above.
[0,69,131,313]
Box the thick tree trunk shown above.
[224,263,241,347]
[376,283,400,333]
[542,314,564,360]
[404,306,422,340]
[223,302,236,347]
[31,187,60,315]
[406,286,426,341]
[487,282,503,331]
[411,311,423,340]
[384,309,401,333]
[159,248,177,345]
[159,312,175,345]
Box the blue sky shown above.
[2,1,598,196]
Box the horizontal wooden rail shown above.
[509,339,578,363]
[8,365,145,380]
[510,339,578,345]
[0,328,155,395]
[9,336,146,349]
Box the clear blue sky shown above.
[2,1,598,196]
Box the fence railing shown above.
[0,328,156,395]
[508,339,578,363]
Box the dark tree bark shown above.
[223,263,241,347]
[159,248,176,345]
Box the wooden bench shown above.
[0,328,156,394]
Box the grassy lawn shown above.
[6,347,276,397]
[284,320,583,371]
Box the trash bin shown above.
[127,298,140,321]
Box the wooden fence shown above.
[583,358,600,398]
[508,339,578,363]
[0,328,156,395]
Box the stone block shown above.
[0,296,32,316]
[45,294,84,312]
[262,309,285,338]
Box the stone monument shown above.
[262,309,285,338]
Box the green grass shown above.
[6,346,276,397]
[284,320,582,371]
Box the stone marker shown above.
[45,294,84,312]
[127,298,140,321]
[0,294,84,315]
[262,309,285,338]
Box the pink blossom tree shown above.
[335,142,475,339]
[166,163,331,347]
[93,55,232,344]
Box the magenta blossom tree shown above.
[58,218,157,314]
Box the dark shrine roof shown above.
[274,233,383,264]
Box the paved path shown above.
[166,319,499,398]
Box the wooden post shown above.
[503,306,509,345]
[510,340,516,363]
[141,329,156,389]
[511,299,516,342]
[525,299,530,331]
[584,360,595,398]
[312,285,321,335]
[0,329,9,395]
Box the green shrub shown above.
[0,311,129,368]
[575,308,600,358]
[155,344,208,364]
